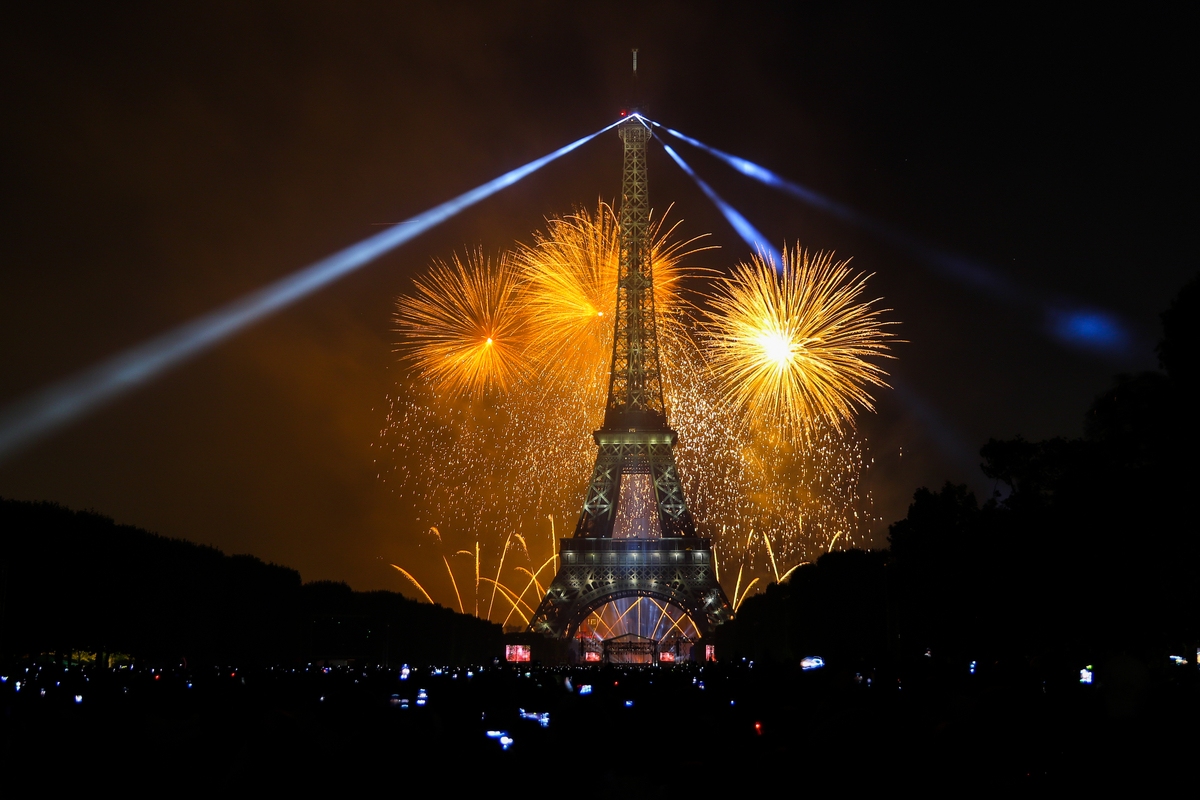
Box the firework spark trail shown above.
[700,246,896,436]
[486,532,516,621]
[476,578,532,623]
[389,565,435,604]
[778,562,808,583]
[735,578,760,611]
[513,566,547,598]
[442,555,464,615]
[733,563,745,611]
[0,119,623,463]
[763,531,780,583]
[503,555,556,627]
[648,599,696,639]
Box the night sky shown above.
[1,3,1194,593]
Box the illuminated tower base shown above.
[530,537,729,639]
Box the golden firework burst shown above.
[393,249,527,398]
[701,246,896,434]
[513,201,711,390]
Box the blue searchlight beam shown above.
[0,119,622,462]
[653,121,1131,357]
[656,137,779,270]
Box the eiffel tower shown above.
[528,111,733,641]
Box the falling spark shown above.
[733,563,745,612]
[827,530,843,552]
[486,533,515,621]
[735,578,760,611]
[442,555,465,615]
[477,578,533,624]
[503,555,558,628]
[389,565,435,605]
[777,561,808,584]
[763,530,780,583]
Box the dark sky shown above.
[1,2,1194,592]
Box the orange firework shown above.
[514,201,711,390]
[393,249,528,398]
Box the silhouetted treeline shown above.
[721,276,1200,672]
[300,579,501,665]
[0,499,500,665]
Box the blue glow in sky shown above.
[1050,309,1130,352]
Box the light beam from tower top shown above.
[0,117,624,463]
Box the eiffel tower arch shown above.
[529,114,733,641]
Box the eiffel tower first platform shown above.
[528,113,733,641]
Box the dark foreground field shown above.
[2,659,1196,790]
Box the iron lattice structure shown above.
[530,117,733,640]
